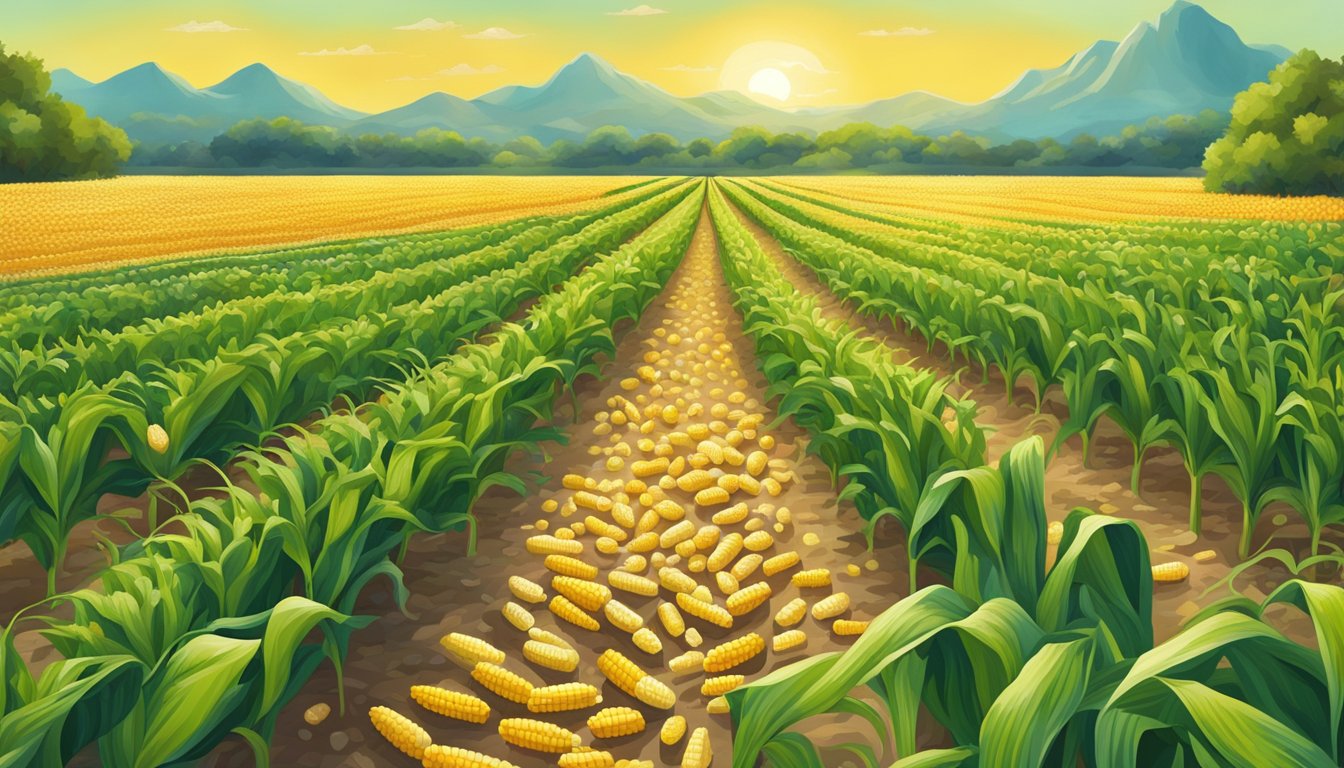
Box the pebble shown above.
[1177,601,1201,619]
[330,731,349,751]
[864,559,879,571]
[1156,544,1175,552]
[298,729,312,742]
[1169,531,1198,546]
[1098,503,1119,514]
[1102,482,1123,493]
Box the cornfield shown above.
[0,175,1341,767]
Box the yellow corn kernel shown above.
[604,599,645,633]
[635,509,661,536]
[736,474,761,496]
[759,435,776,450]
[632,458,669,478]
[610,503,636,530]
[661,715,687,745]
[761,478,781,497]
[585,516,628,543]
[742,530,774,552]
[654,499,686,522]
[571,522,589,537]
[834,619,870,636]
[563,474,590,490]
[678,426,703,442]
[526,535,584,556]
[369,706,431,760]
[693,525,722,551]
[685,627,703,647]
[715,571,740,595]
[707,533,744,573]
[634,675,676,709]
[550,595,601,631]
[668,650,705,673]
[632,627,663,654]
[773,629,807,652]
[711,504,749,528]
[620,377,640,391]
[701,674,745,697]
[527,682,602,713]
[676,470,714,493]
[545,555,599,580]
[716,474,741,494]
[667,456,687,477]
[658,602,686,637]
[523,640,580,673]
[597,537,620,555]
[776,507,793,526]
[608,570,659,597]
[528,627,574,650]
[556,527,577,540]
[791,568,832,589]
[730,554,763,581]
[775,598,808,627]
[722,446,745,467]
[690,585,713,603]
[559,751,615,768]
[422,745,519,768]
[1152,562,1190,582]
[694,487,731,507]
[620,556,648,576]
[410,685,491,724]
[745,451,768,476]
[441,632,506,669]
[588,706,646,739]
[682,727,712,768]
[762,551,801,577]
[707,696,730,715]
[629,532,659,553]
[675,539,699,559]
[704,632,765,673]
[508,575,546,604]
[553,576,612,612]
[502,601,535,631]
[471,662,534,704]
[676,592,734,629]
[688,453,711,471]
[812,592,851,620]
[498,718,581,753]
[726,581,772,616]
[1193,549,1216,563]
[744,518,765,533]
[659,521,696,550]
[575,492,614,514]
[662,404,680,425]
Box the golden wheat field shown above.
[0,175,644,278]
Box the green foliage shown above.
[0,44,130,182]
[1204,50,1344,195]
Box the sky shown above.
[1,1,1339,113]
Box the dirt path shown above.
[238,208,916,768]
[720,197,1313,644]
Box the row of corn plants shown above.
[707,180,1344,768]
[0,180,698,594]
[0,183,705,768]
[722,180,1344,561]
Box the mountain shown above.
[50,68,92,93]
[205,64,366,123]
[355,92,496,135]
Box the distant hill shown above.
[51,2,1289,145]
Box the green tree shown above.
[1203,50,1344,195]
[0,43,131,181]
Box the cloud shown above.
[860,27,934,37]
[464,27,526,40]
[661,64,716,73]
[395,18,456,31]
[166,20,245,33]
[608,5,668,16]
[299,44,384,57]
[440,63,505,76]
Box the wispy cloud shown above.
[860,27,934,37]
[395,18,456,31]
[440,63,505,75]
[166,20,245,33]
[299,44,384,57]
[608,5,668,16]
[661,64,715,73]
[463,27,526,40]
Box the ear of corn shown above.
[668,650,705,674]
[559,750,616,768]
[703,632,765,672]
[707,533,744,572]
[523,639,580,672]
[726,581,772,616]
[586,515,629,542]
[471,662,534,704]
[773,629,807,652]
[677,470,715,493]
[1152,562,1190,582]
[715,571,740,595]
[554,575,613,611]
[742,530,774,551]
[368,706,432,760]
[692,524,721,550]
[596,648,646,696]
[497,718,582,753]
[833,619,870,636]
[502,601,535,631]
[681,727,712,768]
[694,487,731,506]
[410,685,491,724]
[633,674,676,709]
[422,745,519,768]
[508,575,546,604]
[659,520,696,549]
[657,602,686,636]
[528,627,574,650]
[551,595,602,631]
[711,503,750,526]
[588,706,646,739]
[660,715,688,745]
[545,555,599,580]
[676,591,734,628]
[763,551,801,576]
[527,535,585,556]
[730,554,763,581]
[608,570,659,597]
[442,632,506,668]
[811,592,851,620]
[701,674,745,696]
[791,567,831,587]
[527,682,602,713]
[604,598,645,633]
[632,627,663,654]
[629,532,660,552]
[658,567,697,594]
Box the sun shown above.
[747,68,791,102]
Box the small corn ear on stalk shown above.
[632,627,663,654]
[588,707,647,739]
[1152,561,1190,582]
[715,571,740,595]
[661,715,688,745]
[629,532,660,553]
[707,533,744,572]
[608,570,659,597]
[682,727,712,768]
[551,595,601,631]
[677,470,715,493]
[527,682,602,713]
[711,503,749,526]
[775,598,808,627]
[527,535,584,556]
[422,745,519,768]
[693,525,722,551]
[574,492,614,513]
[704,632,765,672]
[654,499,686,521]
[676,592,734,629]
[791,568,832,587]
[834,619,870,636]
[742,530,774,552]
[596,648,646,696]
[660,520,696,549]
[726,581,772,616]
[585,515,629,543]
[509,575,546,604]
[410,685,491,724]
[147,424,170,454]
[632,458,670,478]
[773,629,807,652]
[605,598,645,633]
[553,576,613,612]
[658,567,697,594]
[694,487,731,507]
[497,718,582,753]
[441,632,506,668]
[523,639,580,672]
[701,674,745,696]
[471,662,534,704]
[811,592,851,620]
[545,555,599,580]
[730,554,763,581]
[369,706,432,760]
[528,627,574,650]
[668,650,705,674]
[658,602,686,637]
[634,675,676,709]
[501,601,535,632]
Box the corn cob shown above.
[654,500,686,521]
[422,745,518,768]
[701,674,745,696]
[523,639,580,672]
[762,478,782,496]
[635,509,661,536]
[628,532,659,553]
[661,715,687,745]
[716,474,741,494]
[545,555,599,580]
[668,650,705,674]
[409,685,491,724]
[596,648,646,696]
[744,518,765,533]
[657,602,686,637]
[368,706,432,760]
[737,474,762,495]
[695,487,731,507]
[730,554,763,581]
[775,598,808,627]
[632,627,663,654]
[497,718,581,753]
[834,619,870,636]
[685,627,703,647]
[528,626,573,650]
[528,682,602,713]
[682,727,712,768]
[596,537,620,555]
[707,696,730,714]
[676,592,734,629]
[726,581,772,616]
[604,598,645,633]
[502,601,535,631]
[509,575,546,604]
[587,706,646,739]
[715,571,740,595]
[584,515,628,543]
[471,662,534,704]
[1152,562,1190,582]
[707,533,743,573]
[743,530,774,552]
[658,567,697,594]
[634,675,676,709]
[693,525,722,550]
[441,632,506,669]
[704,633,764,672]
[677,470,715,493]
[551,595,601,631]
[711,503,750,526]
[608,570,659,597]
[612,503,637,529]
[791,568,831,588]
[556,527,577,540]
[632,458,670,478]
[1193,549,1216,563]
[773,629,807,652]
[811,592,851,620]
[660,520,696,549]
[563,474,591,490]
[553,576,612,612]
[668,456,687,477]
[675,539,699,559]
[527,535,585,556]
[621,554,649,573]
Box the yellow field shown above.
[0,175,647,278]
[781,176,1344,225]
